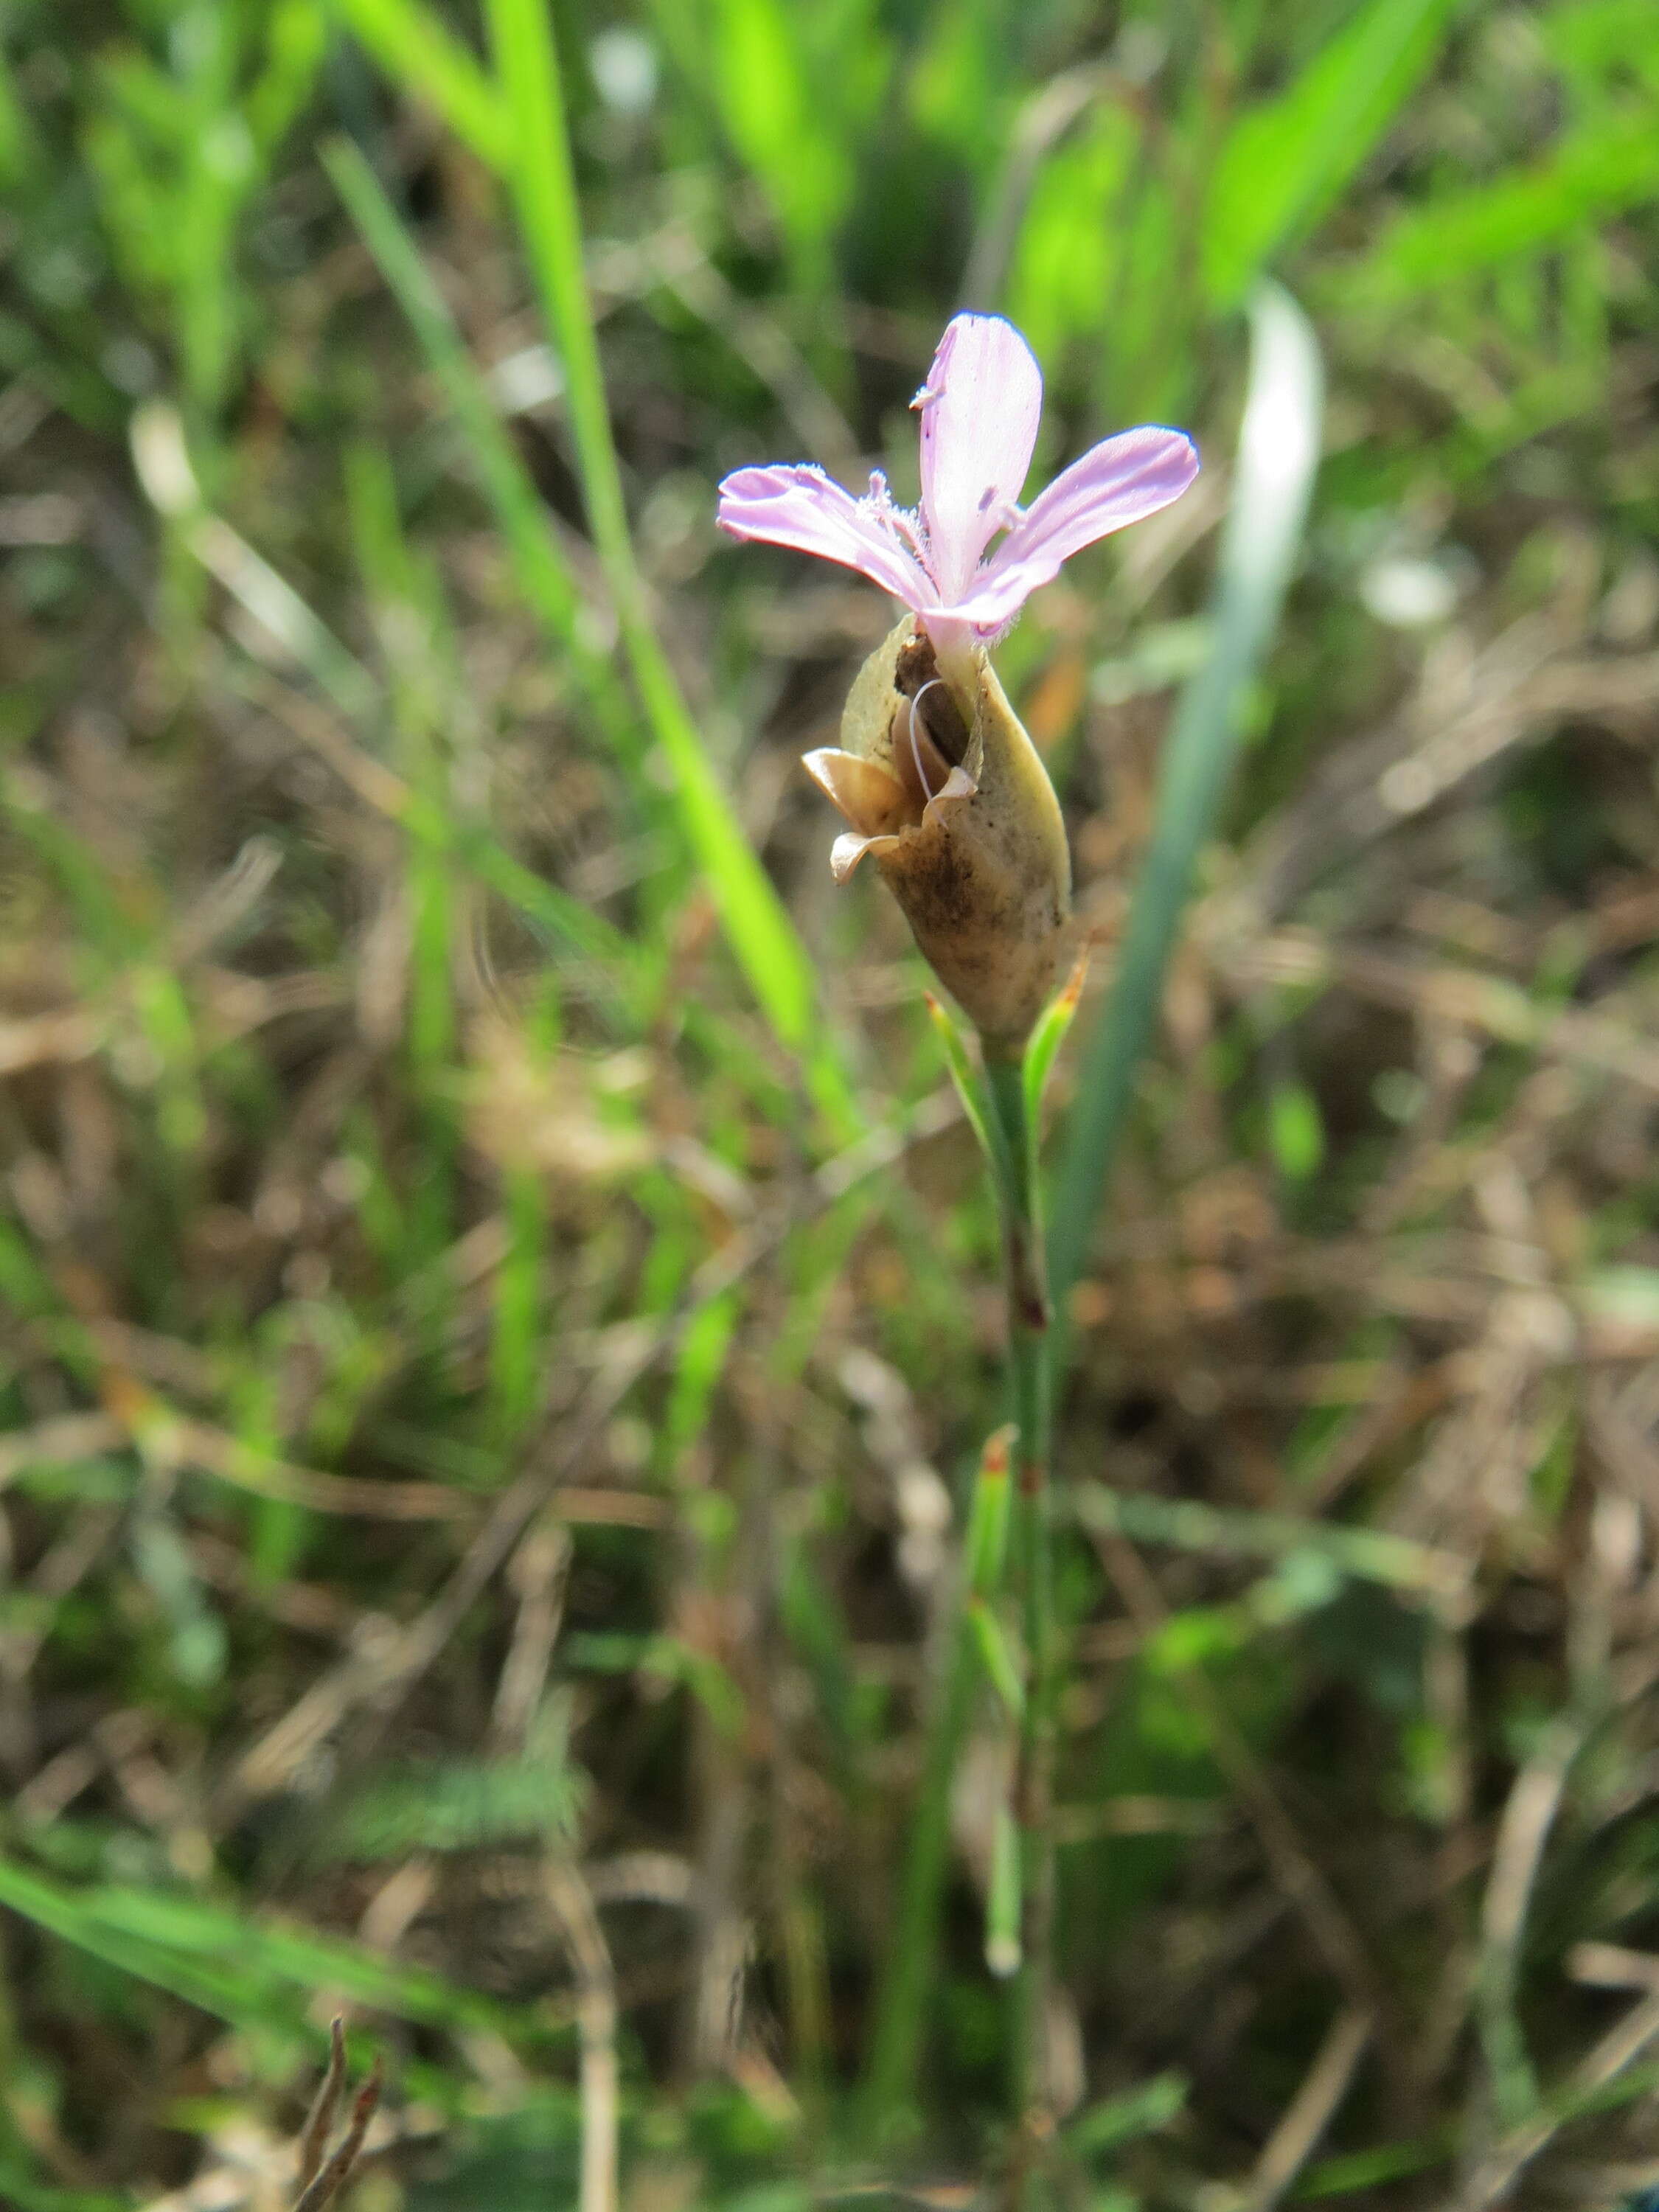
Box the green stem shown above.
[984,1054,1057,2199]
[860,1555,986,2128]
[862,1419,1015,2129]
[860,1037,1058,2152]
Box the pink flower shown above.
[716,312,1198,650]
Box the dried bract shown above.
[805,615,1071,1051]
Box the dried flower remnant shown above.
[291,2018,383,2212]
[717,313,1197,1048]
[805,616,1071,1051]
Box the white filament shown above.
[906,678,945,802]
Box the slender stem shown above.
[860,1042,1057,2156]
[861,1563,986,2126]
[984,1052,1057,2203]
[862,1422,1015,2131]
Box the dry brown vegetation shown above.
[3,1,1659,2206]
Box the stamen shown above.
[907,679,945,803]
[892,508,931,560]
[909,380,942,411]
[863,471,932,568]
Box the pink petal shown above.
[955,427,1200,627]
[915,314,1043,606]
[717,464,931,608]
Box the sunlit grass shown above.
[1,0,1658,2205]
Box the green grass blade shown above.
[481,0,633,576]
[1345,108,1659,295]
[481,0,852,1130]
[322,139,638,752]
[1070,1485,1466,1601]
[131,397,379,720]
[1047,285,1324,1324]
[967,1597,1025,1718]
[1022,947,1086,1130]
[329,0,511,167]
[965,1422,1015,1598]
[0,1854,526,2034]
[984,1800,1021,1978]
[924,991,1005,1193]
[1203,0,1465,307]
[703,0,854,307]
[861,1422,1018,2128]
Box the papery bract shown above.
[802,613,1071,1051]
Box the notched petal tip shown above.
[918,313,1043,606]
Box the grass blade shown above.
[1346,108,1659,295]
[1203,0,1465,307]
[1047,285,1324,1324]
[482,0,850,1131]
[322,139,636,751]
[984,1800,1022,1979]
[1022,947,1087,1131]
[330,0,510,167]
[861,1422,1016,2129]
[333,0,853,1129]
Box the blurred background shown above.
[3,0,1659,2205]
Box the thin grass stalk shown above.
[860,1559,984,2124]
[983,1051,1058,2195]
[863,975,1079,2136]
[862,1424,1014,2130]
[1046,285,1324,1325]
[481,0,853,1136]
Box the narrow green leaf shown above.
[483,0,853,1130]
[322,140,634,748]
[1346,109,1659,295]
[964,1424,1015,1599]
[703,0,855,298]
[925,993,1012,1203]
[1065,2070,1188,2159]
[330,0,511,165]
[1021,947,1088,1130]
[1048,285,1323,1326]
[1071,1484,1466,1601]
[1203,0,1464,306]
[967,1598,1025,1719]
[0,1855,522,2034]
[246,0,330,157]
[984,1801,1021,1979]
